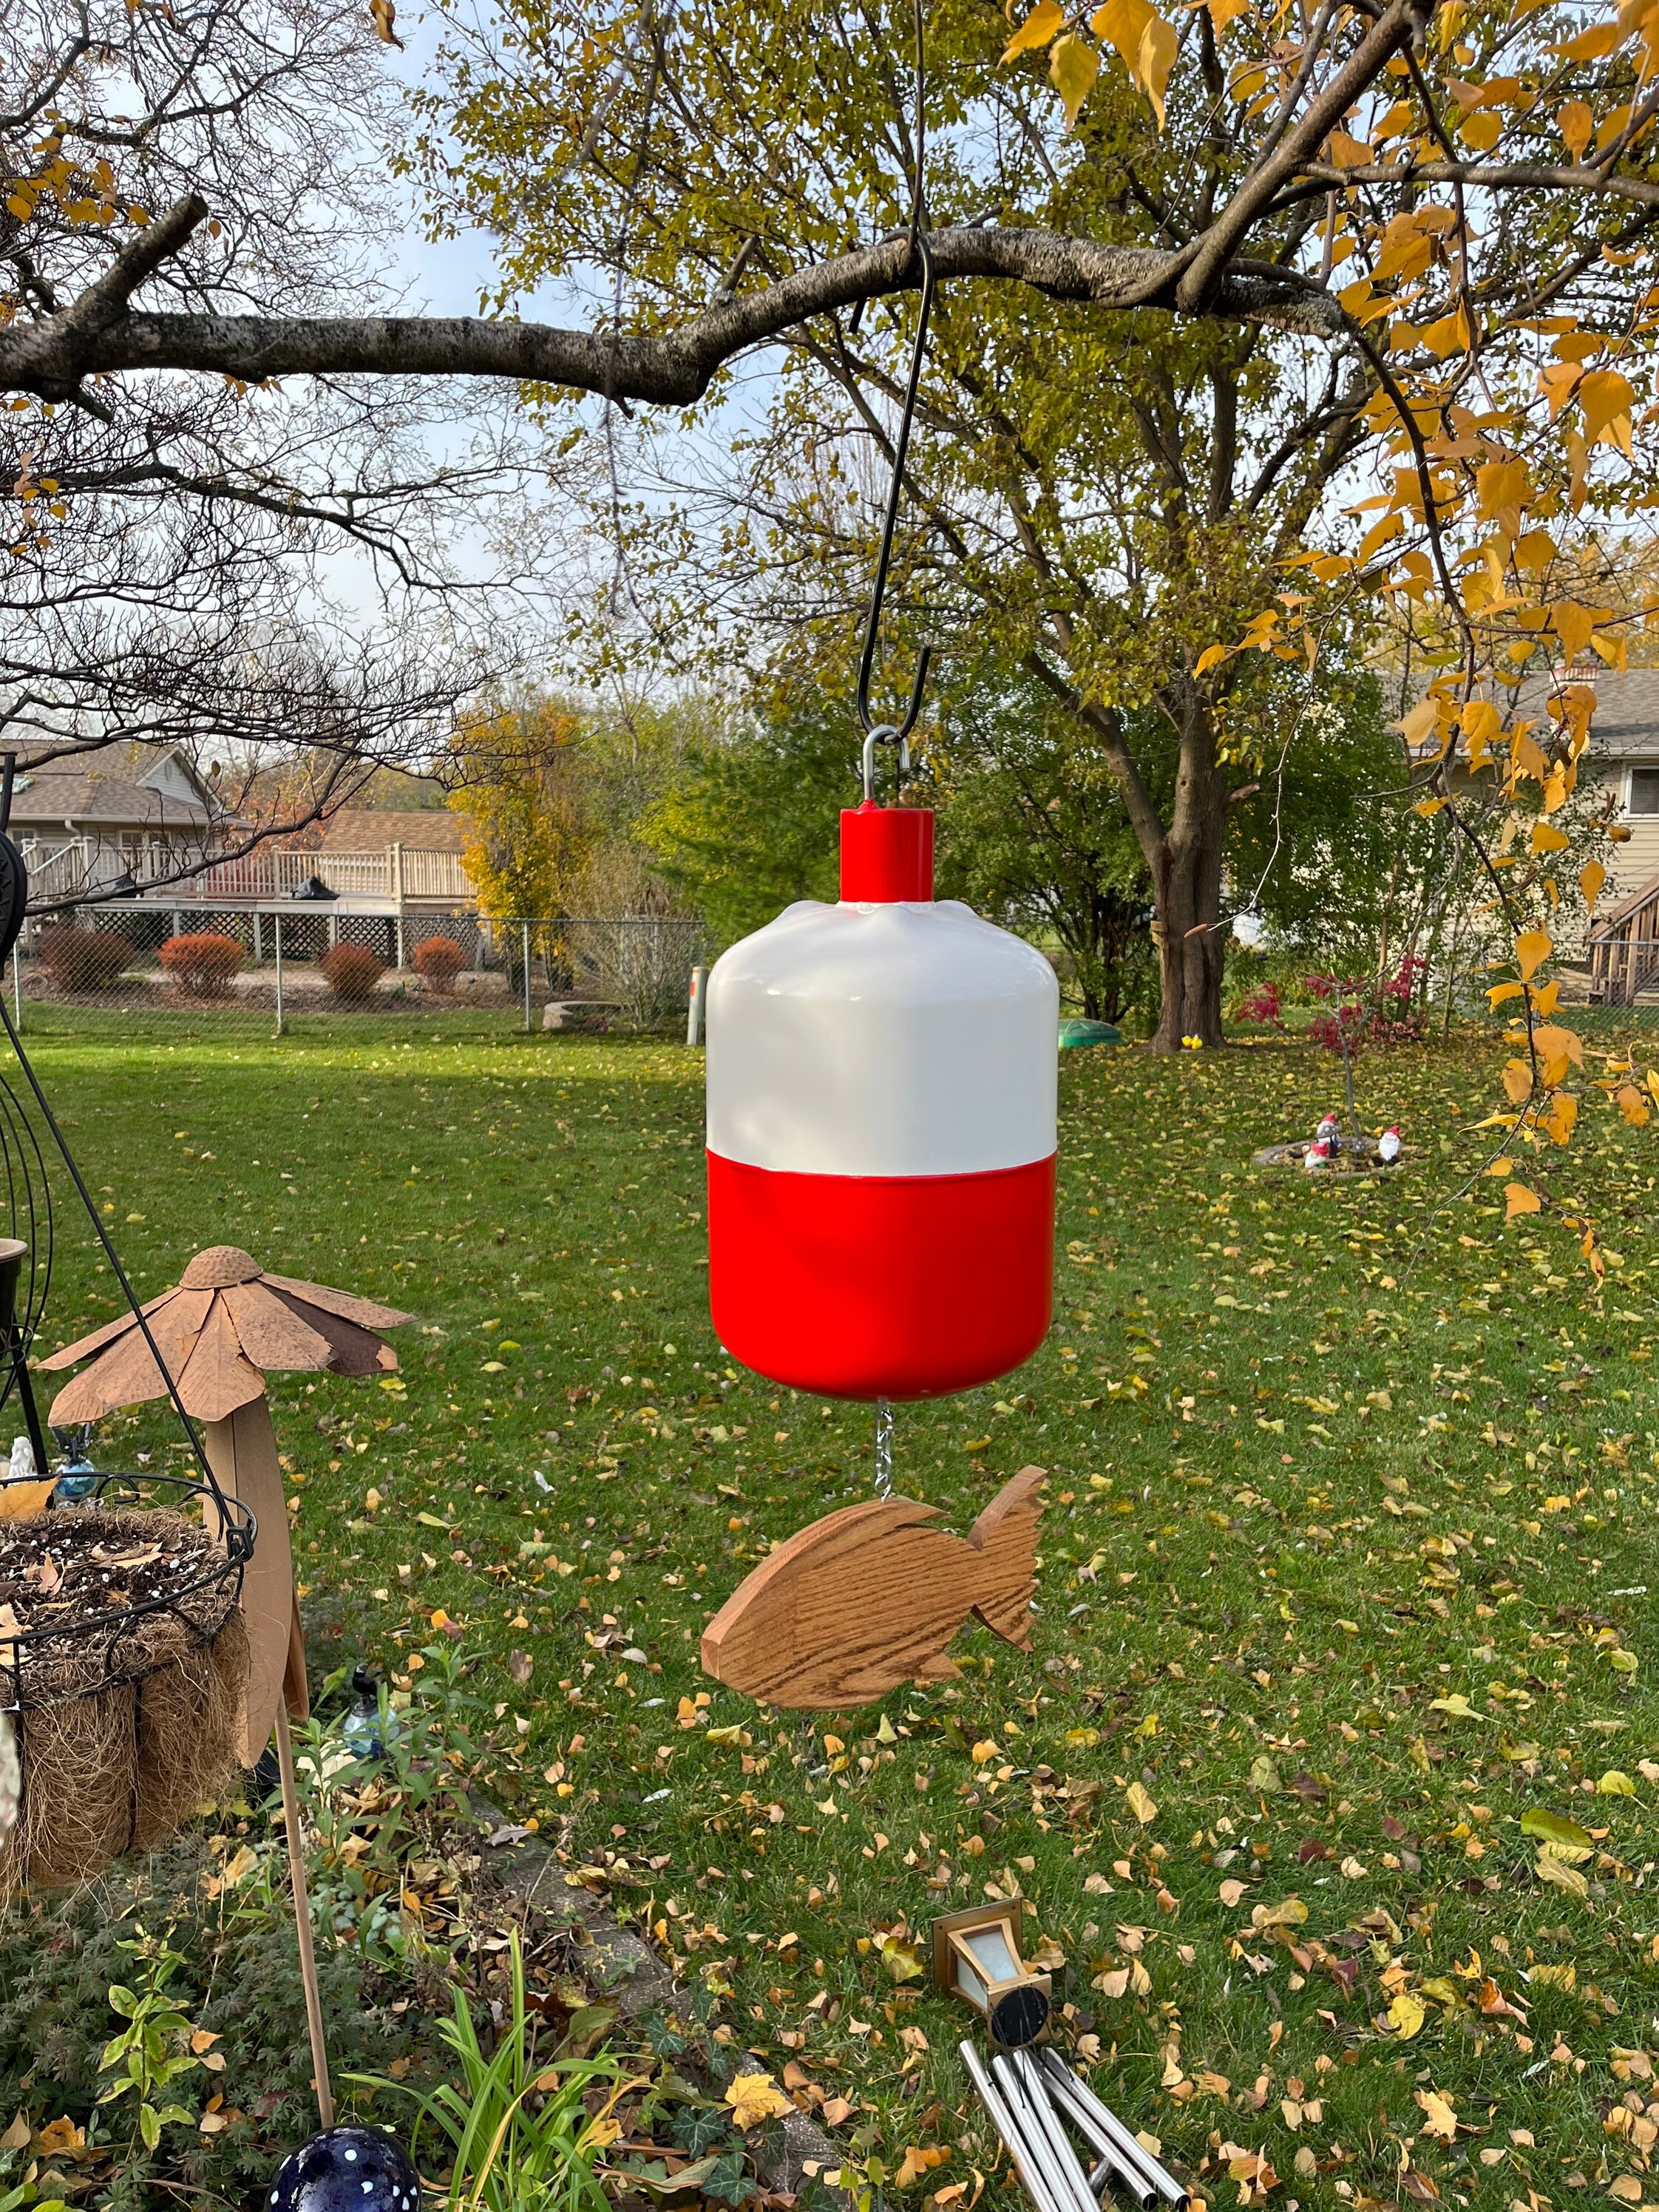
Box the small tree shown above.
[319,943,386,1003]
[36,929,132,994]
[1239,965,1425,1134]
[413,937,467,995]
[159,934,245,998]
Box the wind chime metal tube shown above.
[994,2052,1102,2212]
[1011,2049,1154,2211]
[1037,2051,1190,2209]
[960,2042,1073,2212]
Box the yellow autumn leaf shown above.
[1388,1991,1427,2040]
[1530,821,1570,854]
[1544,1090,1578,1144]
[1533,1022,1584,1080]
[1505,1182,1542,1220]
[725,2072,793,2130]
[1202,0,1249,28]
[896,2145,951,2188]
[1194,643,1232,674]
[1136,10,1178,123]
[1617,1082,1651,1126]
[1476,458,1530,521]
[1581,858,1607,910]
[1558,98,1593,155]
[1580,367,1635,454]
[1050,31,1100,124]
[1551,19,1622,58]
[1002,0,1066,59]
[1502,1057,1533,1104]
[1125,1780,1158,1823]
[1416,2088,1457,2143]
[1515,929,1552,980]
[1090,0,1177,119]
[1326,127,1371,166]
[1549,600,1606,658]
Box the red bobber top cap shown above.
[839,801,934,903]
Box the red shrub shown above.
[413,936,466,994]
[36,927,132,993]
[159,932,245,997]
[319,942,387,1002]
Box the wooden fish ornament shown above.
[702,1468,1045,1711]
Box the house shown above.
[1505,665,1659,1001]
[8,744,478,920]
[8,741,231,903]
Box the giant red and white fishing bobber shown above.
[705,779,1058,1401]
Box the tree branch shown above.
[0,222,1344,406]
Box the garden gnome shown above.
[40,1246,410,1767]
[1378,1125,1402,1164]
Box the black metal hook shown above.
[854,0,933,749]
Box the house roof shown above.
[1513,665,1659,756]
[314,808,469,854]
[6,742,222,832]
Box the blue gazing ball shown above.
[268,2127,420,2212]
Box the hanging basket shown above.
[0,1475,252,1893]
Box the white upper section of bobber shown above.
[706,898,1059,1178]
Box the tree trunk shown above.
[1147,693,1230,1051]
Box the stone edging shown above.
[474,1808,853,2208]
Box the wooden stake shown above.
[274,1703,334,2132]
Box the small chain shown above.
[875,1397,895,1499]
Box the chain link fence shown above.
[7,906,705,1042]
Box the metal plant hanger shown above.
[0,753,255,1703]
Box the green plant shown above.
[95,1933,208,2154]
[354,1933,627,2212]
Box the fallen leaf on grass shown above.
[1520,1808,1594,1859]
[725,2072,791,2130]
[1415,2088,1457,2142]
[1125,1781,1158,1824]
[1388,1992,1427,2040]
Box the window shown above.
[1630,768,1659,815]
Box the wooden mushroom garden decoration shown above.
[42,1245,411,1771]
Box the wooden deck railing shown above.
[1588,875,1659,1003]
[20,838,476,907]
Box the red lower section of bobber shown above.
[707,1150,1055,1400]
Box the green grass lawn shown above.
[20,1011,1659,2212]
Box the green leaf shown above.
[673,2105,735,2158]
[699,2148,753,2207]
[1520,1808,1595,1853]
[138,2104,160,2152]
[106,1987,140,2020]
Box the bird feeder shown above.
[705,781,1059,1400]
[933,1901,1051,2049]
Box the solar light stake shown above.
[959,2043,1072,2212]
